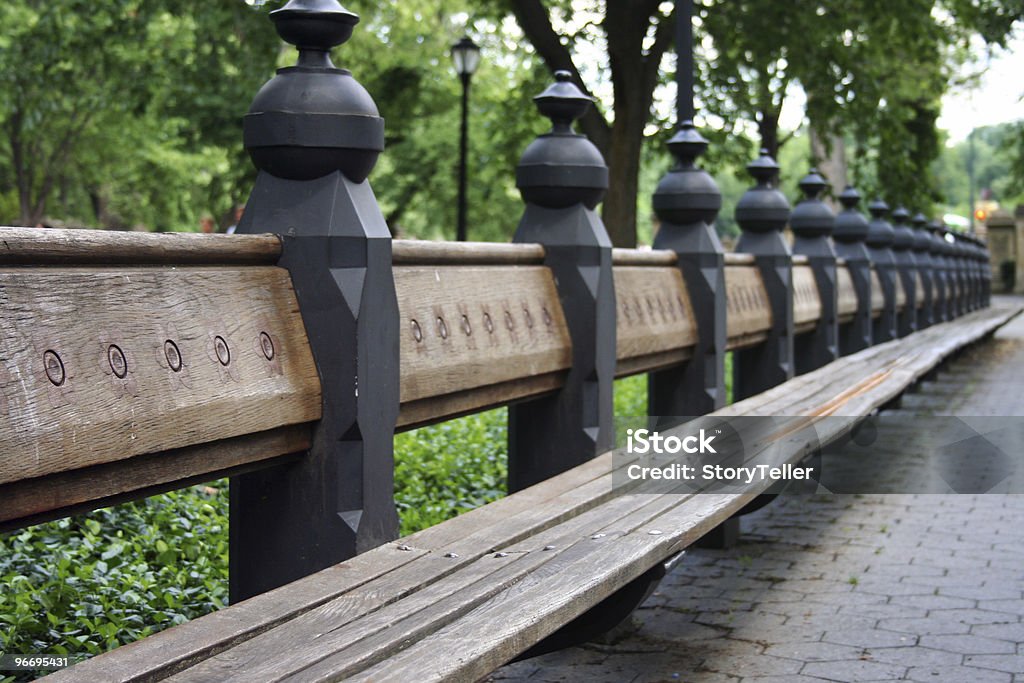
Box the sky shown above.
[937,30,1024,144]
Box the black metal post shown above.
[733,150,793,401]
[230,1,399,601]
[866,199,898,343]
[676,0,695,124]
[911,212,935,329]
[927,220,949,323]
[890,206,917,337]
[649,124,725,419]
[457,72,470,242]
[508,71,615,491]
[791,168,838,373]
[834,187,872,354]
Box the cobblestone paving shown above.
[490,305,1024,683]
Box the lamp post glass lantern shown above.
[452,36,480,242]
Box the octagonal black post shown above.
[954,233,971,313]
[928,220,951,322]
[890,206,918,337]
[732,149,793,401]
[229,0,399,601]
[866,199,898,343]
[834,187,872,354]
[911,212,935,329]
[648,121,725,419]
[508,71,615,492]
[926,220,948,323]
[791,168,838,373]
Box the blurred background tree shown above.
[0,0,1020,243]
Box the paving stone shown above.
[919,634,1017,655]
[963,654,1024,674]
[763,641,864,662]
[876,616,974,635]
[905,665,1012,682]
[864,645,963,668]
[801,659,907,681]
[971,622,1024,641]
[700,652,804,677]
[890,594,979,611]
[940,585,1024,601]
[823,628,917,649]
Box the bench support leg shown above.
[230,172,400,602]
[696,516,741,549]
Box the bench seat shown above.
[49,304,1020,683]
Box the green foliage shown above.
[0,486,228,670]
[393,409,508,535]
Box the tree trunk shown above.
[810,126,847,207]
[603,108,644,248]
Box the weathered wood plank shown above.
[0,425,310,531]
[870,267,884,317]
[391,240,545,265]
[611,248,677,266]
[725,264,772,349]
[0,267,320,485]
[614,266,697,377]
[394,265,572,428]
[793,263,823,334]
[837,264,858,323]
[46,450,625,683]
[0,227,281,265]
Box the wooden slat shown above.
[0,266,321,485]
[0,227,281,265]
[894,270,907,310]
[870,267,884,316]
[391,240,545,265]
[725,264,771,349]
[837,264,858,323]
[725,253,755,266]
[793,263,822,334]
[0,425,310,531]
[395,265,571,429]
[611,248,677,266]
[614,266,697,377]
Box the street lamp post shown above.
[451,37,481,242]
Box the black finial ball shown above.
[244,0,384,183]
[517,70,607,209]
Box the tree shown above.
[500,0,676,247]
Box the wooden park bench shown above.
[0,2,1015,680]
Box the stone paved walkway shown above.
[490,304,1024,683]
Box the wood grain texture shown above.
[611,248,677,266]
[391,240,545,265]
[837,264,858,323]
[0,227,281,265]
[0,266,320,485]
[725,264,772,349]
[0,425,310,531]
[395,265,572,426]
[614,266,697,376]
[870,267,884,316]
[793,263,823,334]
